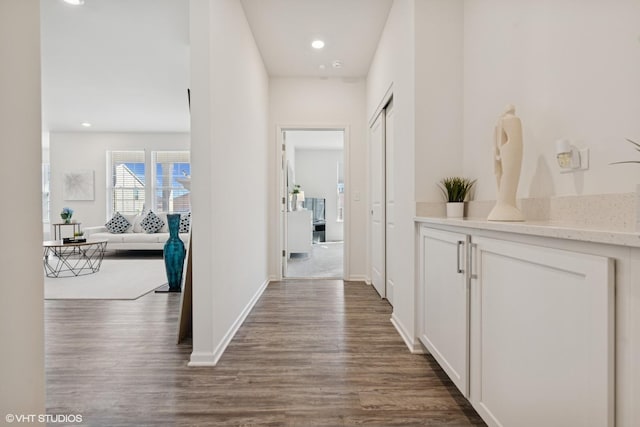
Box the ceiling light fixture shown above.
[63,0,85,5]
[332,60,343,69]
[319,64,326,70]
[311,40,325,49]
[81,122,92,127]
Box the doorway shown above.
[369,98,394,305]
[281,129,345,279]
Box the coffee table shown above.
[43,239,108,278]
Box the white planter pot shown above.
[446,202,464,218]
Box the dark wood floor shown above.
[46,280,485,426]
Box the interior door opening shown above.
[369,97,394,305]
[282,129,345,279]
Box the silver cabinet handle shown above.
[468,242,477,279]
[456,240,464,274]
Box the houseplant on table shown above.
[291,184,302,211]
[439,177,476,218]
[60,207,74,224]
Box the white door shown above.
[369,112,385,298]
[384,101,395,305]
[281,133,288,277]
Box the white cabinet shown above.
[417,227,469,397]
[417,225,614,427]
[469,236,614,427]
[287,210,312,256]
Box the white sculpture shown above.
[487,104,525,221]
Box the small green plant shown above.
[610,139,640,165]
[439,177,476,203]
[292,184,301,194]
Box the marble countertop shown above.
[415,216,640,248]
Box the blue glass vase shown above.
[164,213,185,292]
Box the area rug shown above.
[45,258,167,300]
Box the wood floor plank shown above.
[46,279,485,426]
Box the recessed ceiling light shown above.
[332,60,343,69]
[81,122,92,127]
[311,40,325,49]
[319,64,326,70]
[63,0,85,5]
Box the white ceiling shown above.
[40,0,392,134]
[240,0,393,78]
[40,0,190,133]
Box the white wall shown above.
[49,132,189,230]
[366,0,417,347]
[189,0,269,365]
[295,149,344,241]
[269,77,368,280]
[463,0,640,200]
[0,0,45,419]
[415,0,464,202]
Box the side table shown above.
[51,222,82,240]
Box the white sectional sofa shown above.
[84,212,189,251]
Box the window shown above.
[152,151,191,213]
[108,151,145,215]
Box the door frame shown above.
[275,124,351,280]
[368,111,386,298]
[367,84,394,298]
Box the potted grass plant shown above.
[610,139,640,230]
[610,139,640,165]
[439,177,476,218]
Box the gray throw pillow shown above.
[105,212,131,234]
[141,211,165,233]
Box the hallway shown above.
[46,280,484,426]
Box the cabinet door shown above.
[469,237,614,427]
[418,227,469,397]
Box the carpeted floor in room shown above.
[286,241,343,278]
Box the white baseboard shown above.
[391,313,425,354]
[188,352,217,367]
[347,275,368,283]
[188,278,270,367]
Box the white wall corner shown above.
[391,313,424,354]
[189,278,270,367]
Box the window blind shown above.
[108,150,146,215]
[152,151,191,213]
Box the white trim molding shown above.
[347,275,369,283]
[276,124,351,281]
[391,313,425,354]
